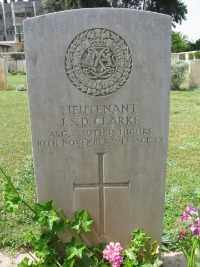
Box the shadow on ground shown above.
[162,252,187,267]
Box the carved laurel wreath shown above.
[65,28,132,97]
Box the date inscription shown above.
[36,103,164,149]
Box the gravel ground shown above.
[0,251,187,267]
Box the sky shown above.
[175,0,200,42]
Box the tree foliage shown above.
[112,0,187,25]
[171,31,190,53]
[42,0,187,25]
[142,0,187,26]
[189,39,200,51]
[42,0,110,12]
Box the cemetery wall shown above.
[6,60,26,72]
[0,52,26,72]
[171,51,200,61]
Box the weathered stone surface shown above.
[189,59,200,88]
[24,8,171,247]
[0,59,7,91]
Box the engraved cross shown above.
[73,153,130,237]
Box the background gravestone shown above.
[189,59,200,88]
[24,8,171,247]
[0,58,7,91]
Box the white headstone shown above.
[189,59,200,88]
[24,8,171,247]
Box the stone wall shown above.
[6,60,26,72]
[0,52,26,72]
[171,51,199,61]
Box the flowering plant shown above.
[102,229,163,267]
[178,205,200,267]
[103,242,123,267]
[0,166,162,267]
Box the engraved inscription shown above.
[73,153,129,236]
[36,102,164,148]
[65,28,132,96]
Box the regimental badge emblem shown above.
[65,28,132,97]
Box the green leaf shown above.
[33,232,52,252]
[3,181,21,212]
[17,257,29,267]
[150,241,160,256]
[100,262,111,267]
[65,237,86,259]
[122,257,136,266]
[62,258,75,267]
[33,200,62,230]
[70,210,93,234]
[92,242,107,255]
[131,228,151,252]
[124,247,137,260]
[18,258,46,267]
[26,231,60,266]
[48,218,69,235]
[75,252,99,267]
